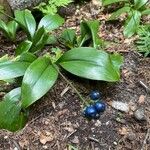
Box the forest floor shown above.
[0,1,150,150]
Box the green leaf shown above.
[68,144,78,150]
[60,29,76,48]
[0,20,9,37]
[4,87,21,102]
[78,20,101,48]
[15,9,36,39]
[0,55,9,63]
[30,27,49,53]
[102,0,128,6]
[58,47,123,82]
[21,57,58,108]
[38,14,64,32]
[123,10,141,37]
[109,6,131,20]
[134,0,148,9]
[18,52,37,63]
[141,8,150,15]
[136,25,150,57]
[110,53,124,72]
[46,35,57,45]
[0,59,31,80]
[7,21,18,41]
[15,40,32,56]
[0,5,4,14]
[0,20,18,41]
[0,88,28,132]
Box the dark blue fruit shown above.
[94,102,106,113]
[84,105,97,118]
[90,90,101,100]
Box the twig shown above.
[67,130,77,138]
[139,81,150,94]
[88,136,100,144]
[141,128,150,150]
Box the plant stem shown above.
[0,10,14,20]
[53,64,88,106]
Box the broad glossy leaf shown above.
[0,88,27,132]
[15,10,36,39]
[79,20,101,48]
[61,29,76,48]
[58,47,123,82]
[0,59,31,80]
[134,0,148,9]
[38,14,64,31]
[19,52,37,63]
[109,6,130,20]
[123,10,141,37]
[21,57,58,108]
[102,0,127,6]
[15,40,32,56]
[30,27,49,53]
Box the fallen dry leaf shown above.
[19,139,29,148]
[40,133,54,145]
[138,95,145,104]
[118,127,128,135]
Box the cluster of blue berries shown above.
[83,90,106,119]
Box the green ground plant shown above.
[102,0,150,37]
[0,20,18,41]
[36,0,72,15]
[136,25,150,56]
[0,9,123,132]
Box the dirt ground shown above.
[0,1,150,150]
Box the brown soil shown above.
[0,1,150,150]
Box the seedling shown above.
[35,0,72,15]
[0,9,123,132]
[102,0,150,37]
[136,25,150,57]
[60,20,104,49]
[0,20,18,41]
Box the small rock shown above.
[111,101,129,113]
[134,107,146,121]
[95,120,101,127]
[71,136,79,144]
[113,141,117,145]
[126,132,136,141]
[42,145,48,149]
[105,121,110,126]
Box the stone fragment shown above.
[111,101,129,113]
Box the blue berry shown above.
[90,90,101,100]
[84,105,97,118]
[94,101,106,113]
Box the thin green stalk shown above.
[53,64,88,106]
[0,10,14,20]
